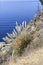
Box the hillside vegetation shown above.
[0,11,43,65]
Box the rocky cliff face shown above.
[0,12,43,65]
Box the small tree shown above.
[40,0,43,10]
[40,0,43,5]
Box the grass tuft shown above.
[14,35,31,56]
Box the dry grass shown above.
[11,31,31,56]
[4,47,43,65]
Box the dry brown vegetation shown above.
[0,12,43,65]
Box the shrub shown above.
[14,35,31,56]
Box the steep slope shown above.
[0,11,43,65]
[6,47,43,65]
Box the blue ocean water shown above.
[0,0,42,42]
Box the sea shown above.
[0,0,42,42]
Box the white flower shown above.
[2,21,27,43]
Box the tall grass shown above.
[13,34,31,56]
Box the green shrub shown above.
[40,0,43,5]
